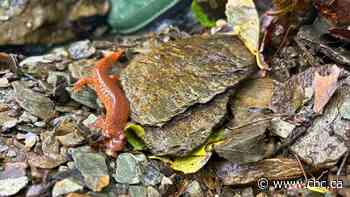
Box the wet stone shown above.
[141,164,162,186]
[214,78,274,163]
[52,178,83,197]
[68,59,96,79]
[0,176,28,196]
[0,78,10,88]
[0,88,15,104]
[16,132,38,149]
[120,34,256,127]
[26,184,48,197]
[55,117,85,147]
[0,1,109,45]
[0,162,28,196]
[147,186,160,197]
[129,185,146,197]
[144,91,230,156]
[34,121,46,128]
[290,85,350,167]
[72,151,109,192]
[68,87,98,109]
[184,180,203,197]
[0,111,17,126]
[68,40,96,60]
[27,153,66,169]
[12,81,55,120]
[340,102,350,120]
[270,118,296,139]
[114,153,147,184]
[19,111,38,123]
[82,114,98,128]
[0,0,28,21]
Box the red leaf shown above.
[313,65,341,113]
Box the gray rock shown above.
[0,78,10,88]
[141,164,162,186]
[52,178,83,197]
[147,186,160,197]
[72,151,110,191]
[270,118,296,138]
[12,81,56,120]
[67,87,98,109]
[114,153,147,184]
[340,101,350,120]
[290,85,350,167]
[2,119,18,130]
[55,117,85,147]
[129,185,146,197]
[0,111,17,126]
[144,91,230,156]
[16,132,38,149]
[27,153,66,169]
[0,176,28,196]
[215,158,304,185]
[120,35,256,127]
[0,0,109,45]
[19,111,38,123]
[47,71,72,86]
[0,0,28,21]
[34,121,46,128]
[214,78,274,163]
[68,40,96,60]
[82,114,98,128]
[26,184,48,197]
[0,88,15,104]
[0,162,28,196]
[184,180,203,197]
[68,58,96,79]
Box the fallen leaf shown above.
[313,65,341,113]
[225,0,268,70]
[225,0,259,55]
[124,123,146,151]
[150,129,225,174]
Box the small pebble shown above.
[34,121,46,128]
[2,119,18,130]
[0,78,10,88]
[6,149,17,157]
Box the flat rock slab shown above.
[290,85,350,167]
[72,151,109,192]
[214,78,274,163]
[120,35,256,127]
[144,91,231,156]
[12,81,55,121]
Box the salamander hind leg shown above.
[93,116,106,129]
[73,77,96,92]
[105,133,126,157]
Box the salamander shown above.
[73,50,129,156]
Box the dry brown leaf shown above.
[313,65,341,113]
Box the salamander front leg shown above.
[73,77,96,92]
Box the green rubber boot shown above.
[107,0,182,34]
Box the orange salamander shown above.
[73,50,129,156]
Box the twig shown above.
[294,154,308,182]
[337,151,349,176]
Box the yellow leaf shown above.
[306,186,330,194]
[150,130,225,174]
[226,0,260,55]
